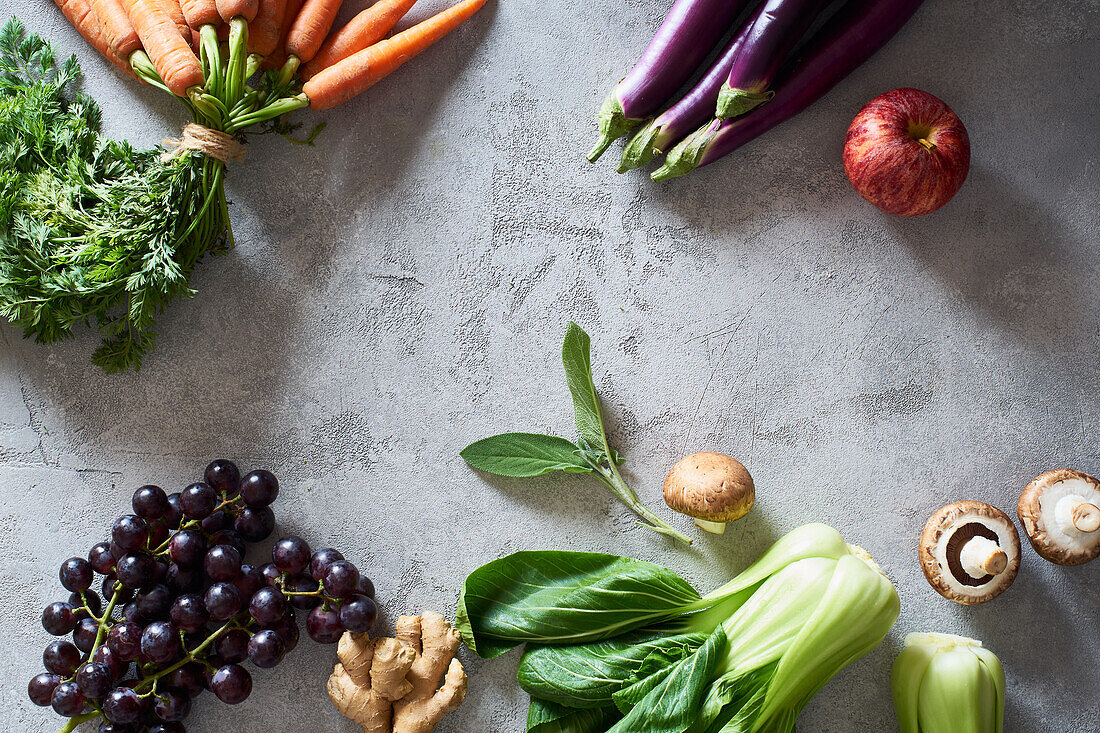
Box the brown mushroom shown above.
[1017,469,1100,566]
[918,501,1020,605]
[663,452,754,534]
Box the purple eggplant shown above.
[588,0,751,163]
[715,0,830,120]
[652,0,925,181]
[618,4,762,172]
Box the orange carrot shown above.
[247,0,288,55]
[299,0,416,80]
[259,0,300,68]
[54,0,135,74]
[303,0,486,110]
[156,0,192,39]
[180,0,221,27]
[124,0,205,95]
[90,0,144,57]
[216,0,259,21]
[284,0,343,63]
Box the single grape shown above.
[44,639,82,675]
[306,606,344,644]
[284,574,321,610]
[42,601,78,635]
[207,529,245,556]
[168,530,206,567]
[92,645,124,679]
[259,563,282,587]
[74,589,103,617]
[112,516,150,553]
[204,582,242,621]
[165,564,199,594]
[103,687,142,724]
[107,621,143,661]
[132,485,169,520]
[153,688,191,721]
[152,559,169,585]
[247,629,286,668]
[215,628,250,664]
[249,587,287,627]
[122,601,146,625]
[356,576,375,599]
[164,493,184,530]
[235,564,264,599]
[141,621,181,665]
[115,551,157,588]
[147,520,170,550]
[60,557,94,592]
[275,615,300,653]
[169,594,208,633]
[28,672,62,707]
[180,483,218,519]
[200,509,234,535]
[272,536,311,574]
[75,661,113,698]
[98,723,138,733]
[210,664,252,704]
[51,680,87,716]
[136,584,173,620]
[73,616,101,652]
[166,662,205,698]
[205,459,241,497]
[239,469,279,507]
[110,541,127,560]
[204,545,243,582]
[308,548,344,581]
[323,561,360,599]
[102,574,135,605]
[149,723,186,733]
[338,595,378,633]
[89,542,116,574]
[234,506,275,542]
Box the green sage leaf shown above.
[461,433,591,477]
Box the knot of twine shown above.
[162,123,246,164]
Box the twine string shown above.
[162,123,246,164]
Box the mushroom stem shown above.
[694,519,727,535]
[1071,502,1100,533]
[959,536,1007,578]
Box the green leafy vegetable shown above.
[459,322,693,544]
[456,523,901,733]
[527,698,622,733]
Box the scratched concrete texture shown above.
[2,0,1098,730]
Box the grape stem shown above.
[152,496,243,555]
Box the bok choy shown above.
[456,523,900,733]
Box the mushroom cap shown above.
[663,452,754,523]
[1017,469,1100,566]
[918,500,1020,605]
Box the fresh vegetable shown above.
[246,0,288,54]
[918,501,1020,605]
[284,0,343,63]
[123,0,204,95]
[26,459,380,732]
[328,611,468,733]
[663,452,754,534]
[52,0,132,73]
[653,0,925,181]
[216,0,259,22]
[456,523,900,732]
[1017,469,1100,565]
[587,0,750,162]
[302,0,488,110]
[618,6,758,173]
[300,0,418,80]
[843,88,970,216]
[459,322,693,545]
[892,633,1005,733]
[714,0,828,119]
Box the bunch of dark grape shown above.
[28,461,379,733]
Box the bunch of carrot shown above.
[55,0,489,111]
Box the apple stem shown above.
[917,138,937,152]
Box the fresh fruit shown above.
[843,87,970,216]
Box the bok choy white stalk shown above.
[456,523,900,733]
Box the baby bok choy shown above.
[892,633,1005,733]
[456,523,900,733]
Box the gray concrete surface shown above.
[2,0,1098,730]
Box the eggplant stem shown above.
[618,120,662,173]
[715,85,774,120]
[589,94,641,162]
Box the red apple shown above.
[843,88,970,217]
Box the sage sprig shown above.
[460,322,692,545]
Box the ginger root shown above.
[327,611,467,733]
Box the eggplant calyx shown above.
[588,94,641,163]
[617,121,663,173]
[651,120,720,181]
[715,85,775,120]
